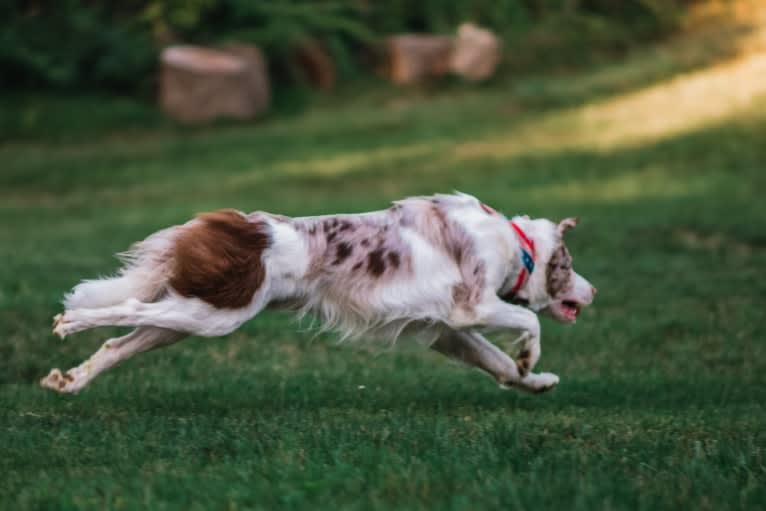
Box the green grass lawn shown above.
[2,37,766,509]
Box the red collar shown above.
[509,221,536,295]
[480,203,537,297]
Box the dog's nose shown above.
[591,286,597,296]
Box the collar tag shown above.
[521,249,535,274]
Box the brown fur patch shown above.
[546,243,573,297]
[170,210,271,309]
[367,249,386,277]
[333,242,353,264]
[387,251,400,269]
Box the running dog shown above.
[42,193,596,394]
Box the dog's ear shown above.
[557,217,578,237]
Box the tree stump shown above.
[386,35,454,85]
[450,23,501,82]
[159,45,270,123]
[219,43,271,112]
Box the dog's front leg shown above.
[451,298,559,392]
[432,330,521,387]
[432,329,557,393]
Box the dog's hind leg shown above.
[41,327,185,394]
[52,291,268,338]
[431,329,558,393]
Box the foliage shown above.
[1,0,688,93]
[0,1,156,91]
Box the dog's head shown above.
[509,217,596,323]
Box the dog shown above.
[41,192,595,394]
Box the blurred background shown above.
[2,1,766,509]
[4,0,758,134]
[1,1,689,91]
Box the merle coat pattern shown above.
[43,193,596,394]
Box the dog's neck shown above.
[496,217,538,305]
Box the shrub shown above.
[0,1,155,91]
[0,0,687,93]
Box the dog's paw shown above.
[520,372,559,394]
[52,313,84,339]
[52,313,68,338]
[40,368,79,394]
[533,372,560,392]
[52,313,64,335]
[498,371,559,394]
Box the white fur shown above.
[43,192,595,395]
[64,226,180,309]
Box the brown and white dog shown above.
[42,193,595,394]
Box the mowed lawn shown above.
[2,32,766,510]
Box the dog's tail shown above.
[63,226,179,310]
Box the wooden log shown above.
[159,45,270,123]
[450,23,501,82]
[386,35,454,85]
[219,43,271,113]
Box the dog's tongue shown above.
[563,303,579,320]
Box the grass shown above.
[2,10,766,510]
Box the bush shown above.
[0,1,155,91]
[0,0,687,93]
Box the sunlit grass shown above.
[456,53,766,161]
[527,165,716,203]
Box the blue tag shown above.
[521,249,535,274]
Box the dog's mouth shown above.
[560,300,581,321]
[546,299,583,323]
